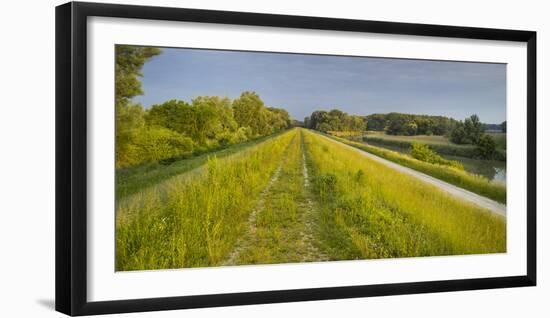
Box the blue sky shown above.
[133,47,506,124]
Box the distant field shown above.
[363,131,506,161]
[364,131,457,146]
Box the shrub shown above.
[132,126,195,164]
[476,134,497,160]
[410,142,464,170]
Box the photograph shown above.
[115,45,507,272]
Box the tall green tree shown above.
[463,114,484,144]
[115,45,161,106]
[115,45,162,168]
[232,91,270,137]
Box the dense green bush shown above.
[120,126,194,167]
[410,142,463,170]
[475,134,497,160]
[450,115,484,144]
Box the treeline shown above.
[115,45,291,169]
[449,114,501,160]
[304,109,365,132]
[366,113,455,136]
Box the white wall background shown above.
[0,0,547,316]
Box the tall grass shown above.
[303,130,506,259]
[327,134,506,204]
[116,131,288,200]
[116,129,297,271]
[230,130,327,264]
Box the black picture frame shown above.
[55,1,537,316]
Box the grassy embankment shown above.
[362,131,506,160]
[227,129,328,265]
[303,130,506,259]
[325,134,506,204]
[116,129,296,271]
[116,131,287,200]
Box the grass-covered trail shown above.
[223,130,329,265]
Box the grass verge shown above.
[326,134,506,204]
[304,130,506,259]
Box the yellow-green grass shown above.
[327,131,363,137]
[303,130,506,259]
[115,131,287,201]
[229,130,328,265]
[116,129,297,271]
[326,134,506,204]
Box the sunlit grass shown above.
[328,134,506,203]
[116,129,297,271]
[303,130,506,259]
[230,130,328,265]
[116,128,506,271]
[115,131,287,200]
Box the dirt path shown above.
[221,161,285,265]
[317,133,506,217]
[298,139,329,262]
[222,131,329,266]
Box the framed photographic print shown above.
[55,1,536,316]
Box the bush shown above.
[410,142,464,170]
[132,126,194,165]
[476,134,497,159]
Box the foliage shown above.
[305,109,365,132]
[501,121,507,133]
[450,114,484,144]
[116,103,146,168]
[114,46,291,169]
[115,45,162,168]
[365,112,455,135]
[410,142,464,170]
[475,134,497,160]
[115,45,161,106]
[118,92,290,168]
